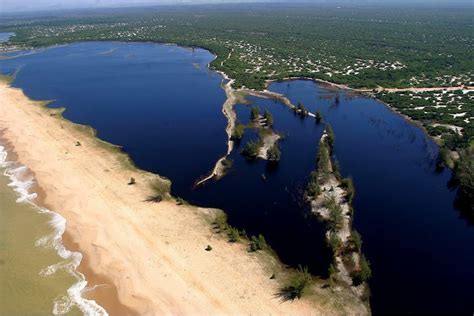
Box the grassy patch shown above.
[277,265,312,301]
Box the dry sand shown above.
[0,82,368,316]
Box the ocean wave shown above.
[0,145,108,316]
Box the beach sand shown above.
[0,82,368,315]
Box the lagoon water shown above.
[1,41,473,315]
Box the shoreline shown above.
[0,139,111,315]
[0,81,368,315]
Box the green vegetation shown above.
[316,138,331,182]
[1,1,471,209]
[231,123,245,140]
[341,178,355,204]
[327,232,342,254]
[328,263,338,282]
[175,197,188,205]
[266,143,281,162]
[212,212,248,244]
[295,102,308,117]
[249,234,268,252]
[228,226,241,243]
[454,147,474,212]
[304,128,371,287]
[304,128,334,198]
[352,255,372,286]
[315,110,323,124]
[241,139,261,159]
[2,4,471,91]
[145,179,170,202]
[352,230,362,252]
[278,265,312,301]
[326,124,335,150]
[305,170,320,199]
[264,109,273,127]
[324,197,344,231]
[220,158,233,170]
[376,90,473,210]
[250,106,260,122]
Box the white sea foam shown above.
[0,145,108,316]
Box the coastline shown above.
[0,139,110,315]
[0,81,368,315]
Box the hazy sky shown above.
[1,0,471,12]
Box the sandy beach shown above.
[0,81,368,315]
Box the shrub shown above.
[232,123,245,140]
[241,139,261,158]
[323,197,344,230]
[221,158,233,169]
[326,124,335,149]
[176,197,188,205]
[251,106,260,121]
[454,148,474,210]
[328,263,338,280]
[205,245,212,251]
[213,213,229,231]
[128,177,136,185]
[341,177,355,203]
[327,232,342,254]
[315,110,323,123]
[264,109,273,127]
[267,143,281,161]
[278,265,312,300]
[352,230,362,252]
[228,227,240,242]
[296,102,308,117]
[249,234,268,252]
[305,171,320,198]
[145,179,170,202]
[317,141,331,182]
[328,206,344,230]
[352,255,372,286]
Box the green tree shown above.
[296,102,308,117]
[264,109,273,127]
[232,123,245,140]
[278,265,312,300]
[341,177,355,203]
[251,106,260,122]
[352,230,362,252]
[454,148,474,211]
[267,143,281,161]
[315,110,323,123]
[241,139,261,158]
[352,255,372,285]
[305,170,320,198]
[326,124,335,149]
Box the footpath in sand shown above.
[0,82,368,316]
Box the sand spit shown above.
[0,82,368,315]
[310,132,369,300]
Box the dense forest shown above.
[1,3,472,90]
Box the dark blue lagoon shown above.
[1,42,473,315]
[270,80,474,315]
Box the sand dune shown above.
[0,82,368,316]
